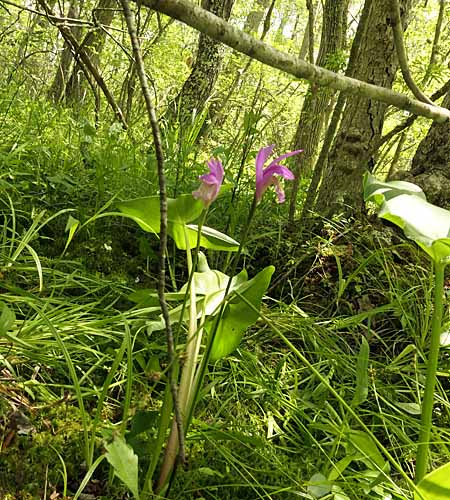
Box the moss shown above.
[1,405,86,497]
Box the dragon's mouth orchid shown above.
[193,158,224,207]
[255,145,302,203]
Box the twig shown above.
[119,0,186,470]
[377,78,450,148]
[421,0,445,86]
[3,0,93,26]
[36,0,127,128]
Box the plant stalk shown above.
[415,261,446,482]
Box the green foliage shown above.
[414,461,450,500]
[364,173,450,262]
[116,195,239,251]
[105,435,140,499]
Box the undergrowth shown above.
[1,98,449,499]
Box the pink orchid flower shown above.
[193,158,224,207]
[255,145,303,203]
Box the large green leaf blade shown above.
[105,435,140,499]
[363,173,450,262]
[116,196,161,234]
[116,194,204,240]
[184,224,239,251]
[209,266,275,361]
[414,461,450,500]
[363,172,425,204]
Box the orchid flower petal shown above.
[193,158,224,207]
[255,145,275,199]
[255,145,302,203]
[272,177,286,203]
[268,149,304,169]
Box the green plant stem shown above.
[415,261,446,483]
[185,195,258,433]
[157,231,200,491]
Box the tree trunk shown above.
[48,2,82,102]
[65,0,116,102]
[393,87,450,206]
[314,0,414,217]
[244,0,270,33]
[288,0,348,222]
[168,0,235,127]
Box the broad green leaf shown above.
[180,268,231,296]
[0,302,15,336]
[116,194,203,237]
[363,172,425,203]
[181,224,239,251]
[363,173,450,262]
[167,195,204,223]
[116,195,238,251]
[116,196,161,234]
[415,461,450,500]
[307,472,332,498]
[209,266,274,361]
[105,435,140,499]
[148,270,248,334]
[352,336,369,407]
[346,429,385,469]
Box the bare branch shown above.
[378,78,450,148]
[37,0,127,127]
[421,0,445,86]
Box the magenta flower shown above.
[193,158,224,207]
[255,145,302,203]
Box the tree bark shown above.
[168,0,235,127]
[393,87,450,206]
[314,0,415,216]
[288,0,348,222]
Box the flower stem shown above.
[415,261,446,483]
[156,212,207,492]
[185,195,258,432]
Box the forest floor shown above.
[1,102,449,500]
